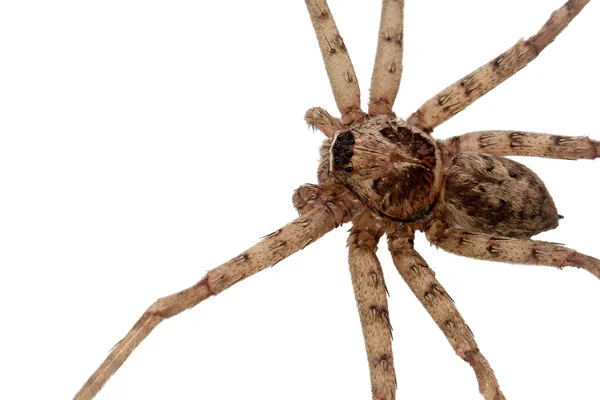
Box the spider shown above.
[38,2,597,398]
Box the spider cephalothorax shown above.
[73,1,598,400]
[328,117,442,222]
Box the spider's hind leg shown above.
[425,220,600,280]
[387,223,505,400]
[442,130,599,160]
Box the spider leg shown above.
[305,106,344,138]
[368,0,404,117]
[387,223,505,400]
[407,0,590,134]
[443,130,599,160]
[305,0,364,125]
[425,220,600,280]
[348,211,396,400]
[73,194,358,400]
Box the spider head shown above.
[328,117,442,221]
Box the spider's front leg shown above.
[387,223,505,400]
[368,0,404,117]
[408,0,590,133]
[73,193,359,400]
[305,0,364,125]
[442,130,599,160]
[425,220,600,280]
[348,211,396,400]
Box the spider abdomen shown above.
[438,152,559,238]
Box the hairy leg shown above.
[305,0,363,125]
[348,211,396,400]
[368,0,404,117]
[443,130,599,159]
[305,106,344,138]
[387,223,505,400]
[73,194,357,400]
[426,220,600,280]
[408,0,590,133]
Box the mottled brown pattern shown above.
[425,220,600,280]
[438,152,559,238]
[330,116,442,221]
[442,130,599,160]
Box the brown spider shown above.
[48,1,598,399]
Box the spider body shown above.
[325,115,558,239]
[329,116,441,221]
[437,152,560,238]
[70,1,600,399]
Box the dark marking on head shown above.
[331,131,355,169]
[379,124,436,161]
[372,178,382,190]
[380,126,401,143]
[372,165,433,212]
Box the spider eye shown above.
[330,131,356,172]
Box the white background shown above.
[1,1,599,399]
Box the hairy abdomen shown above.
[437,153,559,238]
